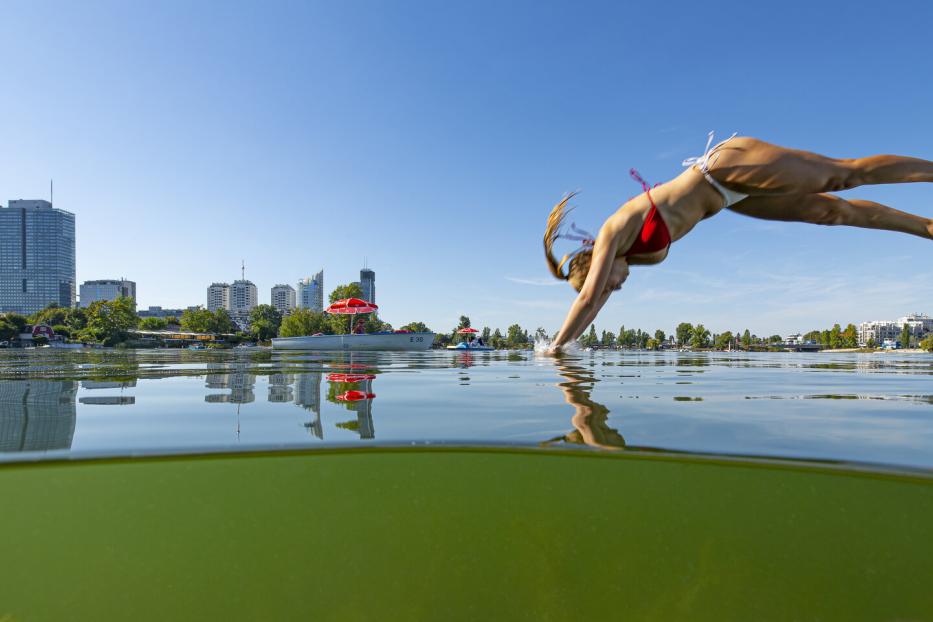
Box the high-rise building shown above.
[359,268,375,303]
[0,200,76,315]
[229,279,258,328]
[79,279,136,307]
[297,270,324,312]
[271,284,296,316]
[207,282,230,312]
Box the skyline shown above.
[2,1,931,335]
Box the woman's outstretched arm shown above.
[550,235,625,350]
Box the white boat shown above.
[272,332,434,351]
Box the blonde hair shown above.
[543,192,593,292]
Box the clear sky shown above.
[2,1,931,337]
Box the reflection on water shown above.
[0,349,931,470]
[0,380,77,452]
[544,357,626,450]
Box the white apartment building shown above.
[229,279,258,328]
[207,283,230,312]
[858,313,932,346]
[79,279,136,307]
[297,270,324,312]
[271,284,296,316]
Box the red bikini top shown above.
[624,169,672,257]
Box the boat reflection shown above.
[545,356,626,450]
[0,380,77,452]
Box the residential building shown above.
[79,279,136,307]
[360,268,375,303]
[897,313,933,339]
[857,313,932,346]
[207,283,230,312]
[297,270,324,312]
[0,200,76,315]
[271,284,296,316]
[229,279,257,329]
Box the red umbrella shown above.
[325,298,378,334]
[325,298,378,315]
[457,327,479,334]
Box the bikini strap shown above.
[629,168,658,209]
[682,131,738,173]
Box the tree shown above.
[654,329,666,344]
[399,321,431,333]
[0,313,29,341]
[279,308,329,337]
[920,334,933,352]
[866,338,877,349]
[81,297,139,345]
[714,331,734,350]
[676,323,694,346]
[690,324,711,349]
[741,329,751,349]
[491,328,504,349]
[646,337,659,350]
[457,316,471,330]
[601,330,616,347]
[803,330,821,343]
[249,304,283,341]
[579,324,598,348]
[900,324,912,349]
[180,307,235,334]
[138,317,167,330]
[829,324,843,349]
[507,324,529,348]
[329,283,364,304]
[842,324,859,348]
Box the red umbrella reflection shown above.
[336,390,376,402]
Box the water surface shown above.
[2,349,932,471]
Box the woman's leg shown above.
[707,137,933,196]
[728,193,933,240]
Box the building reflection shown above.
[0,380,77,452]
[293,372,323,439]
[545,357,626,450]
[79,380,136,406]
[205,362,255,404]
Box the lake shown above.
[1,348,932,470]
[2,348,932,621]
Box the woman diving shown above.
[544,133,933,352]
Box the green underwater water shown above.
[1,448,931,621]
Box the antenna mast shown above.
[50,179,53,206]
[241,260,245,281]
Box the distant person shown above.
[545,133,933,352]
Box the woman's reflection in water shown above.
[543,355,626,450]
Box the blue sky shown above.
[2,1,931,337]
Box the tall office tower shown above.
[297,270,324,312]
[79,279,136,307]
[0,200,76,315]
[271,284,296,316]
[359,268,375,303]
[207,282,230,311]
[229,279,258,328]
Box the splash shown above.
[534,334,581,355]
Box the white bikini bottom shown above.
[703,171,748,208]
